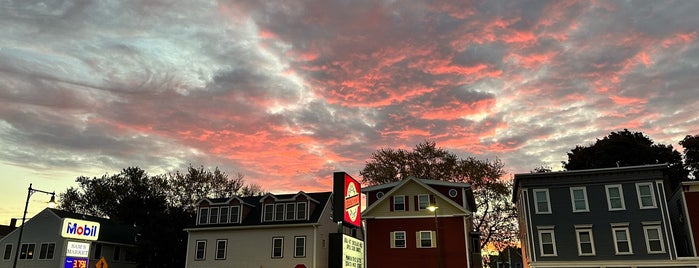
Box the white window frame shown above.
[199,208,209,224]
[575,229,595,256]
[219,206,229,224]
[271,237,284,258]
[391,231,406,248]
[393,195,406,211]
[209,207,219,224]
[263,204,274,222]
[636,183,657,209]
[195,240,206,260]
[286,203,296,221]
[416,231,436,248]
[570,187,590,212]
[294,236,306,258]
[417,194,430,210]
[643,225,665,254]
[275,203,285,221]
[533,189,551,214]
[537,229,557,256]
[296,202,307,220]
[605,184,626,211]
[215,239,227,260]
[612,226,633,255]
[230,206,240,223]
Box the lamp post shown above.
[12,183,56,268]
[427,204,442,268]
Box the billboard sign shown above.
[333,172,361,227]
[61,218,100,241]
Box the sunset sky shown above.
[1,0,698,224]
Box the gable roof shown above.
[362,177,472,216]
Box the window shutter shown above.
[414,196,419,211]
[390,197,394,212]
[430,195,435,206]
[431,231,437,248]
[416,231,421,248]
[405,196,410,211]
[390,232,396,248]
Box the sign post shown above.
[330,172,365,268]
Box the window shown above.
[113,246,121,261]
[376,192,384,199]
[449,189,458,197]
[272,237,284,258]
[19,243,35,260]
[605,185,626,211]
[195,240,206,260]
[3,244,11,260]
[286,203,296,220]
[209,207,219,224]
[38,243,55,260]
[533,189,551,214]
[199,208,209,224]
[216,239,227,260]
[264,204,274,222]
[612,226,633,255]
[570,187,589,212]
[294,236,306,258]
[220,206,229,224]
[636,183,657,209]
[418,194,430,210]
[393,195,406,211]
[575,229,595,256]
[275,203,285,221]
[416,231,435,248]
[538,229,557,256]
[230,206,240,223]
[93,243,102,259]
[124,247,136,262]
[296,202,307,220]
[644,225,665,253]
[391,231,406,248]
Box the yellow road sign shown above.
[96,256,108,268]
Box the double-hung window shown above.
[605,185,626,211]
[643,225,665,253]
[575,228,595,256]
[636,183,657,209]
[230,206,240,223]
[215,239,227,260]
[219,206,229,224]
[537,228,557,256]
[416,231,436,248]
[3,244,12,260]
[533,189,551,214]
[264,204,274,222]
[19,243,35,259]
[417,194,430,210]
[297,202,307,220]
[271,237,284,258]
[294,236,306,258]
[612,226,633,255]
[38,243,55,260]
[391,231,406,248]
[286,203,296,220]
[195,240,206,260]
[199,208,209,224]
[275,204,285,221]
[393,195,406,211]
[209,207,219,224]
[570,187,589,212]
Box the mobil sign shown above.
[61,218,100,241]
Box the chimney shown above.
[10,218,17,228]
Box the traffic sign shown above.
[96,257,108,268]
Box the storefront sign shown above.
[64,257,89,268]
[61,218,100,241]
[333,172,361,227]
[66,241,90,258]
[342,234,364,268]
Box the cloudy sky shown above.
[1,0,698,223]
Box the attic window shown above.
[376,192,384,199]
[449,189,458,198]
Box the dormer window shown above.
[297,202,307,220]
[275,204,285,221]
[209,207,219,224]
[264,204,274,222]
[220,206,229,224]
[230,206,240,223]
[199,208,209,225]
[286,203,296,220]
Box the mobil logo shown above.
[61,218,100,241]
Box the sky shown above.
[1,0,698,225]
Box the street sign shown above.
[96,256,108,268]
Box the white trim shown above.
[271,237,284,258]
[219,206,229,224]
[533,189,551,214]
[274,203,285,221]
[215,239,227,260]
[636,182,658,209]
[230,205,241,223]
[416,230,436,248]
[209,206,219,224]
[391,231,406,248]
[575,228,595,256]
[393,195,406,211]
[263,204,274,222]
[569,187,589,212]
[537,228,557,257]
[195,240,207,260]
[296,202,307,220]
[605,184,626,211]
[198,207,209,225]
[657,180,678,259]
[611,226,633,255]
[643,225,666,254]
[294,236,306,258]
[417,194,430,211]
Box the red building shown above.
[362,177,481,268]
[670,181,699,258]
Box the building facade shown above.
[362,177,481,268]
[0,208,138,268]
[513,164,699,268]
[184,191,335,268]
[669,181,699,258]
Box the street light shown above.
[427,204,442,268]
[13,183,56,268]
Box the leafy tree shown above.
[563,129,687,188]
[59,165,263,268]
[360,141,517,250]
[680,134,699,180]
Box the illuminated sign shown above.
[342,234,364,268]
[333,172,361,227]
[66,241,91,258]
[65,257,89,268]
[61,218,100,241]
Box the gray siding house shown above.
[513,164,699,268]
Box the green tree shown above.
[680,134,699,180]
[563,129,686,188]
[58,165,263,268]
[360,141,517,250]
